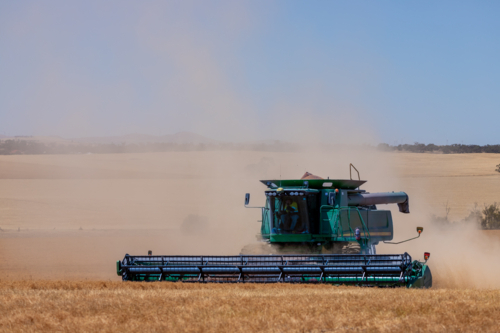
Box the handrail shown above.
[261,207,270,235]
[346,208,355,236]
[355,207,371,240]
[319,205,371,240]
[349,163,360,181]
[320,205,336,235]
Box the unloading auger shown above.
[117,167,432,288]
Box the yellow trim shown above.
[342,232,392,236]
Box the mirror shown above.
[245,193,250,206]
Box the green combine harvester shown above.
[117,167,432,288]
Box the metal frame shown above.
[118,253,423,287]
[349,163,360,181]
[320,206,371,244]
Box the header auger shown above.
[117,168,432,288]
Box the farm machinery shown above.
[117,168,432,288]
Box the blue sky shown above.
[0,1,499,144]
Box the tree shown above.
[481,203,500,229]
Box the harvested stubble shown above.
[0,281,499,332]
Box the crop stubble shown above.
[0,281,499,332]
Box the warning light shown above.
[335,189,339,193]
[148,250,152,256]
[417,227,423,234]
[424,252,430,261]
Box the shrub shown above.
[431,203,500,229]
[464,203,482,225]
[481,203,500,229]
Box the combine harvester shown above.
[117,166,432,288]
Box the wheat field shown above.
[1,150,500,331]
[1,281,499,332]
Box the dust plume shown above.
[377,153,500,289]
[0,148,395,280]
[379,200,500,289]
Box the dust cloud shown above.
[1,150,500,288]
[0,148,396,281]
[377,153,500,289]
[0,6,386,278]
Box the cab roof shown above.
[260,179,366,190]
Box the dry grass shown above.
[0,281,499,332]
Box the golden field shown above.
[0,150,500,331]
[1,281,500,333]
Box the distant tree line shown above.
[1,139,500,155]
[378,142,500,154]
[0,139,300,155]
